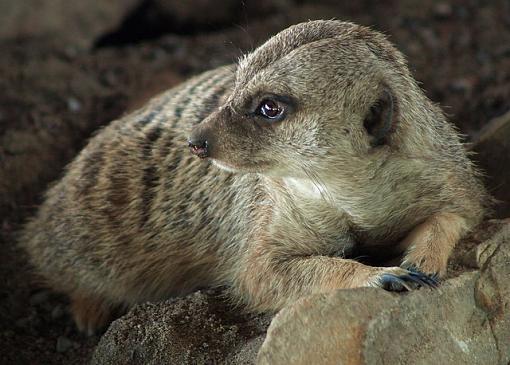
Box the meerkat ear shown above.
[363,87,397,147]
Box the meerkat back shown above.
[20,65,240,333]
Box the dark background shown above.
[1,0,509,363]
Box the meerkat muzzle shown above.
[188,139,209,159]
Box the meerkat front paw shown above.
[398,212,468,279]
[368,267,439,292]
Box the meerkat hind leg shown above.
[400,212,467,278]
[70,291,116,336]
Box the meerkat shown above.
[21,20,487,335]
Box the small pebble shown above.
[67,97,82,112]
[56,336,74,353]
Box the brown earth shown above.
[1,1,509,364]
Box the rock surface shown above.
[0,0,139,48]
[257,222,510,365]
[0,0,292,49]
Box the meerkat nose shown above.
[188,139,209,159]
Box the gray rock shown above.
[257,223,510,365]
[0,0,294,49]
[0,0,139,48]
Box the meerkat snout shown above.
[188,105,233,160]
[188,139,209,158]
[188,88,297,173]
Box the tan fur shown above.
[20,20,488,333]
[400,213,468,276]
[71,291,114,336]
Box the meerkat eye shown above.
[257,99,285,120]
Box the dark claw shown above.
[379,269,439,292]
[404,265,440,287]
[379,274,411,291]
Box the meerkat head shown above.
[189,20,424,180]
